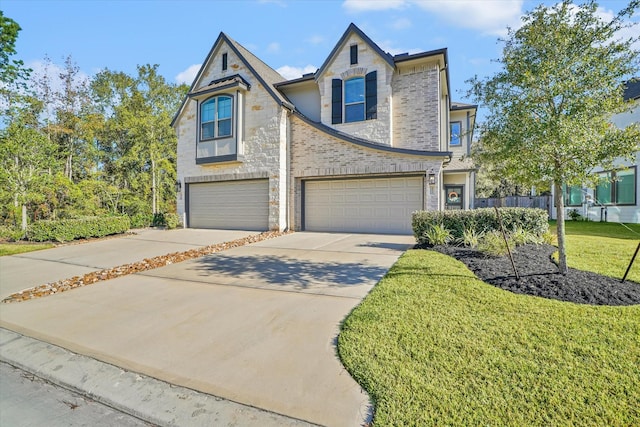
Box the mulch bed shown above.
[428,244,640,306]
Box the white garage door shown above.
[304,176,423,234]
[188,179,269,230]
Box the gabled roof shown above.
[624,78,640,101]
[188,74,251,98]
[451,102,477,111]
[315,23,395,80]
[171,32,293,127]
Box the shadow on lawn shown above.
[189,254,388,289]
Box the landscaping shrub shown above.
[459,227,483,248]
[164,213,181,229]
[152,213,165,227]
[568,209,582,221]
[129,213,154,229]
[0,226,24,242]
[413,208,548,245]
[26,216,130,242]
[478,230,515,256]
[421,224,452,246]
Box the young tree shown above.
[468,0,640,274]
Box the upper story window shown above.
[200,95,233,141]
[345,77,365,122]
[450,121,462,146]
[595,167,636,205]
[332,71,377,124]
[222,53,228,71]
[350,45,358,65]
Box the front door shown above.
[445,185,464,210]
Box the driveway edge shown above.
[0,328,317,427]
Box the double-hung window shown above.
[200,95,232,140]
[563,185,583,207]
[344,77,365,123]
[595,167,636,205]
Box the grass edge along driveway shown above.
[338,249,640,426]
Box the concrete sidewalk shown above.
[0,232,414,426]
[0,328,315,427]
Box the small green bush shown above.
[542,230,558,246]
[510,226,541,246]
[478,230,514,256]
[413,208,548,245]
[568,209,582,221]
[26,216,130,242]
[164,213,181,229]
[459,227,483,248]
[422,224,452,246]
[0,226,24,242]
[152,213,165,227]
[130,213,153,229]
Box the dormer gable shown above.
[315,23,394,81]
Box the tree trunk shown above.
[151,158,157,214]
[21,204,27,231]
[554,182,568,275]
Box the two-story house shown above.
[173,23,476,234]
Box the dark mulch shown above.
[427,244,640,306]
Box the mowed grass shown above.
[550,221,640,282]
[339,224,640,426]
[0,243,54,256]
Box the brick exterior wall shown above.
[175,40,287,230]
[289,114,443,230]
[391,64,441,151]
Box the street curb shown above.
[0,328,318,427]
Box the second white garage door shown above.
[188,179,269,230]
[304,176,423,234]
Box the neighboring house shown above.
[172,23,476,234]
[551,79,640,223]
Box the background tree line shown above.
[1,12,188,230]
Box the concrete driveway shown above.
[0,231,415,426]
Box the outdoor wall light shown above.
[175,179,182,193]
[428,173,436,185]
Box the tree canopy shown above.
[0,12,188,230]
[468,0,640,274]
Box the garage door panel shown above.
[304,176,423,234]
[189,180,268,230]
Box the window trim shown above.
[450,121,462,146]
[199,94,234,142]
[594,166,637,206]
[344,76,365,123]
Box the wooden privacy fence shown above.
[475,196,551,214]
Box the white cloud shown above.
[377,40,422,56]
[343,0,407,12]
[413,0,524,36]
[343,0,524,36]
[307,35,324,45]
[175,64,201,85]
[276,64,317,80]
[390,17,412,30]
[267,42,281,53]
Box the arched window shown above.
[200,95,233,140]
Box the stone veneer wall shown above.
[391,64,441,151]
[175,40,287,230]
[317,33,394,146]
[289,114,444,230]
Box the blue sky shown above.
[4,0,639,111]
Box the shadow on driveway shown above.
[189,254,389,289]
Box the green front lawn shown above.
[0,243,55,256]
[339,223,640,426]
[550,220,640,282]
